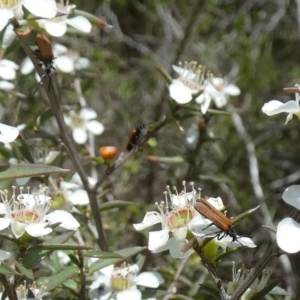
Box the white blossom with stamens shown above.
[0,186,80,238]
[133,181,199,258]
[89,263,163,300]
[169,62,210,104]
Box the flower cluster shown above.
[134,181,256,259]
[169,61,240,113]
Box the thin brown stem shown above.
[17,32,108,251]
[193,243,229,300]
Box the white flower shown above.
[60,173,96,206]
[89,263,163,300]
[169,62,208,104]
[38,2,92,37]
[0,123,19,143]
[0,185,80,238]
[133,181,199,258]
[227,262,287,299]
[196,77,240,114]
[0,0,57,32]
[276,185,300,253]
[64,108,104,144]
[0,59,19,90]
[190,197,256,249]
[262,91,300,124]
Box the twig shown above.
[0,274,17,300]
[16,32,108,251]
[193,243,229,300]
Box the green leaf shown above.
[30,244,91,251]
[215,248,240,263]
[83,250,122,258]
[0,164,69,180]
[141,289,168,299]
[115,246,146,257]
[22,231,78,268]
[41,231,76,245]
[15,261,34,280]
[146,155,185,164]
[38,266,78,291]
[99,201,135,212]
[231,205,260,226]
[88,257,124,274]
[22,247,52,269]
[0,261,20,276]
[88,247,146,274]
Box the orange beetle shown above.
[33,33,56,93]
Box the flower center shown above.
[110,275,131,292]
[0,0,20,8]
[166,207,195,229]
[71,114,84,129]
[11,210,40,223]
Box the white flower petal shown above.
[0,123,19,143]
[167,237,193,259]
[69,189,90,206]
[86,120,104,135]
[23,0,57,19]
[133,212,162,231]
[148,229,169,251]
[67,16,92,33]
[53,43,68,55]
[55,55,74,73]
[81,108,97,120]
[169,79,196,104]
[135,271,163,288]
[200,94,212,114]
[75,57,90,70]
[0,218,11,231]
[262,100,300,116]
[0,80,14,90]
[89,276,112,300]
[277,218,300,253]
[223,84,240,96]
[2,24,16,48]
[0,9,14,32]
[25,223,52,237]
[10,221,27,238]
[117,288,141,300]
[173,226,188,242]
[20,57,35,75]
[44,20,67,37]
[73,127,88,144]
[282,185,300,210]
[46,210,80,230]
[0,249,10,261]
[207,197,224,210]
[270,286,287,295]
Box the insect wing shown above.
[35,34,54,60]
